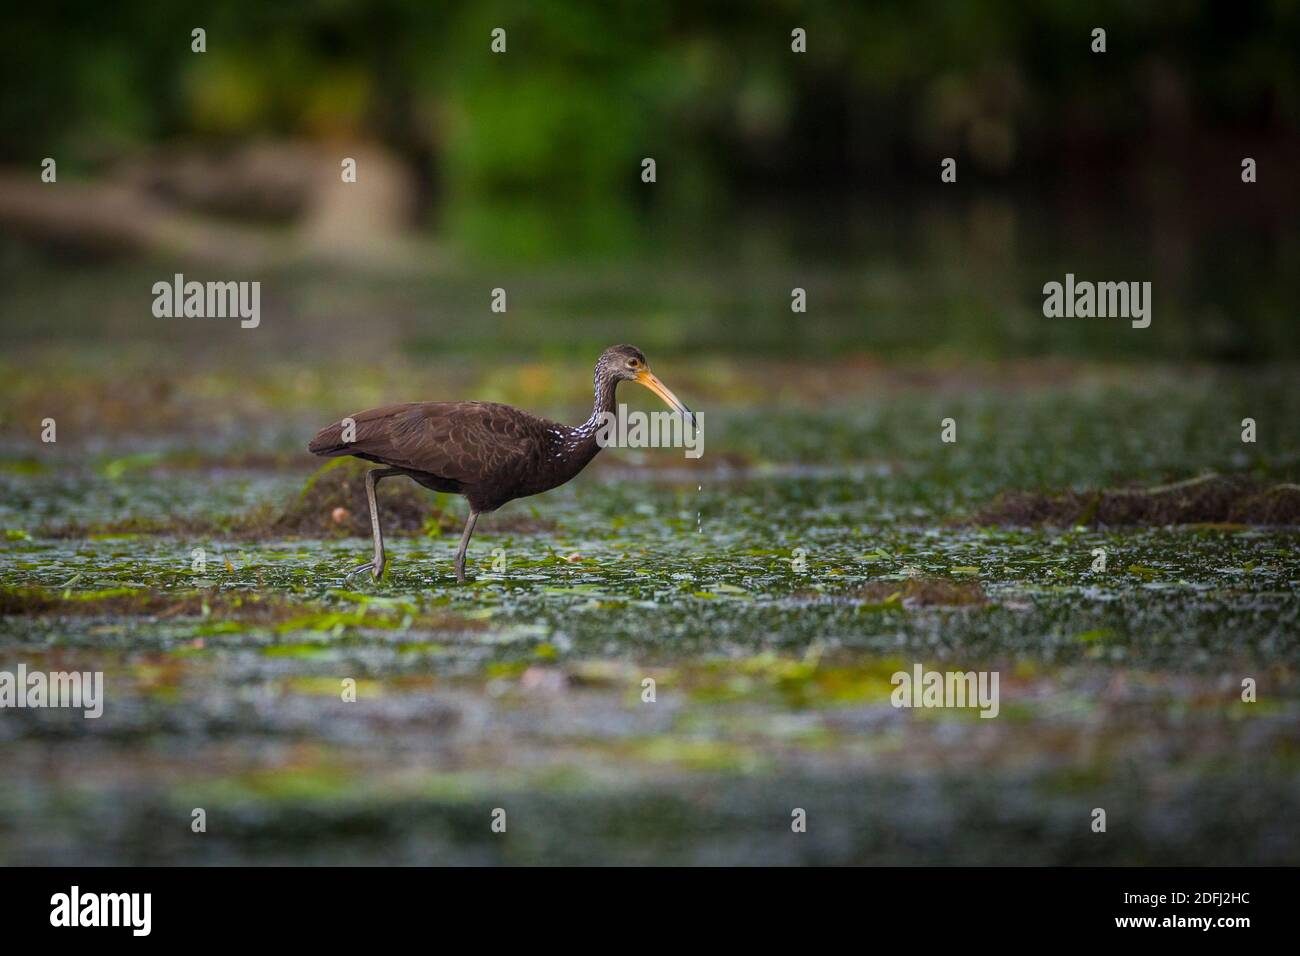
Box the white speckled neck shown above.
[572,363,618,439]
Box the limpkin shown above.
[308,345,695,582]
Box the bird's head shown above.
[598,344,695,427]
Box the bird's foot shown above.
[345,561,384,582]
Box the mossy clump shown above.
[273,458,452,537]
[0,586,299,621]
[970,474,1300,528]
[806,577,987,608]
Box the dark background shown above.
[1,0,1297,363]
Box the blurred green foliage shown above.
[4,0,1299,201]
[2,2,1297,362]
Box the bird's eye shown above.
[627,358,640,368]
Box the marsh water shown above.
[1,201,1298,864]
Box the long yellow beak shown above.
[636,369,696,429]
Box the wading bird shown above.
[308,345,695,582]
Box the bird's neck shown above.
[541,370,615,480]
[573,368,619,439]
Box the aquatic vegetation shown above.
[971,473,1300,527]
[1,364,1298,864]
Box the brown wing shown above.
[308,401,542,486]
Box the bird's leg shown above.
[346,467,401,582]
[453,510,479,583]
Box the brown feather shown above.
[308,401,584,512]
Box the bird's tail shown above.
[307,422,351,457]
